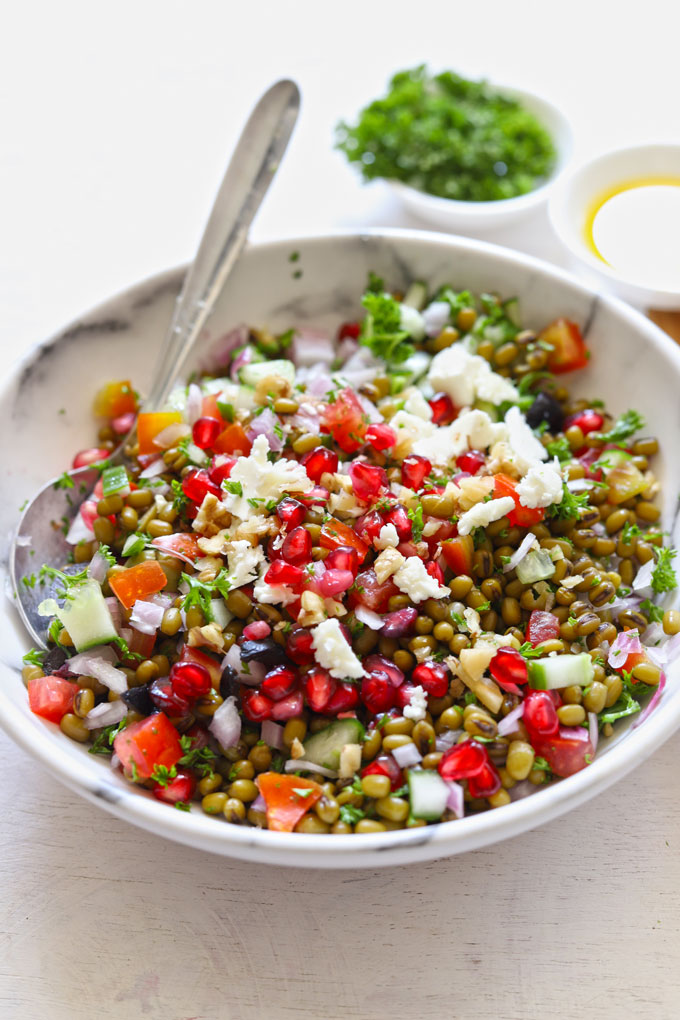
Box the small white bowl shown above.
[386,85,573,233]
[549,143,680,309]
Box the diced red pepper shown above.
[113,712,183,780]
[212,422,252,456]
[137,411,183,455]
[28,675,78,723]
[257,773,323,832]
[493,473,545,527]
[150,533,201,565]
[109,560,168,610]
[441,535,474,576]
[538,318,589,375]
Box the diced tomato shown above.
[535,727,594,778]
[614,650,647,678]
[137,412,183,455]
[538,318,589,375]
[28,675,78,723]
[361,754,403,792]
[150,533,201,566]
[346,567,398,612]
[320,387,367,454]
[127,627,156,660]
[113,712,183,780]
[179,644,222,689]
[526,610,561,646]
[441,535,474,576]
[493,473,545,527]
[320,517,369,562]
[337,321,361,341]
[257,773,323,832]
[200,393,228,427]
[212,422,252,456]
[93,380,137,419]
[109,560,168,609]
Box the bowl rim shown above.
[2,225,680,866]
[548,141,680,302]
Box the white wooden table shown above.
[2,3,680,1017]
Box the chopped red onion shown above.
[251,793,266,813]
[594,594,641,616]
[88,551,110,583]
[356,393,381,423]
[646,631,680,668]
[498,702,525,736]
[139,458,167,479]
[302,368,334,398]
[261,719,285,751]
[291,329,335,367]
[588,711,599,752]
[445,780,464,818]
[392,743,422,768]
[435,730,461,752]
[221,643,265,685]
[104,596,123,633]
[633,559,655,592]
[129,599,165,635]
[283,759,337,778]
[566,478,596,492]
[355,606,384,630]
[67,649,127,694]
[84,699,128,730]
[202,325,248,373]
[209,696,241,749]
[503,533,537,574]
[422,301,451,338]
[559,725,590,741]
[148,592,175,610]
[633,671,667,728]
[186,383,203,426]
[336,336,358,361]
[153,423,190,449]
[65,509,94,545]
[608,629,642,669]
[247,407,285,452]
[230,344,253,381]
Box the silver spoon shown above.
[11,78,300,648]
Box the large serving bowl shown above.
[1,229,679,868]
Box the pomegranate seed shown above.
[182,468,220,504]
[565,409,604,435]
[261,665,298,701]
[169,661,212,701]
[364,654,405,688]
[337,321,361,341]
[304,669,336,712]
[72,447,110,470]
[112,411,136,435]
[384,504,412,541]
[361,673,397,714]
[209,456,237,486]
[425,561,444,585]
[242,620,271,641]
[523,690,560,737]
[285,626,315,665]
[348,461,388,502]
[241,689,274,722]
[325,681,359,715]
[281,526,313,565]
[356,509,386,543]
[297,486,330,507]
[346,567,398,613]
[149,677,191,717]
[488,647,528,694]
[412,661,449,697]
[276,496,306,530]
[270,690,304,720]
[381,607,418,637]
[467,761,502,799]
[401,455,432,490]
[152,769,196,804]
[438,740,487,781]
[365,423,397,451]
[79,500,99,532]
[301,446,338,483]
[429,392,457,426]
[361,754,403,791]
[192,416,222,450]
[395,682,416,710]
[318,568,355,598]
[324,546,359,576]
[264,560,304,589]
[182,723,209,750]
[456,449,486,474]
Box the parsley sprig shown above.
[592,409,645,444]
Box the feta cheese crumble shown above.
[516,460,564,509]
[311,618,365,679]
[428,345,518,407]
[224,540,264,589]
[393,556,449,603]
[403,685,428,722]
[222,435,312,520]
[253,562,298,607]
[504,405,548,472]
[375,523,400,550]
[399,304,426,341]
[457,496,515,536]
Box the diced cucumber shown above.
[407,769,449,821]
[528,652,594,691]
[473,399,499,421]
[302,718,365,770]
[516,549,555,584]
[101,464,130,497]
[240,359,296,388]
[402,281,428,312]
[55,580,118,652]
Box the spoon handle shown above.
[144,78,300,411]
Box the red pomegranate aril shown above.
[281,526,313,566]
[489,647,528,693]
[364,654,405,688]
[301,446,338,483]
[429,392,457,426]
[209,456,237,486]
[424,561,444,585]
[149,677,191,717]
[467,760,502,799]
[401,455,432,491]
[349,461,388,503]
[526,610,561,646]
[261,665,298,701]
[285,626,315,665]
[192,416,223,450]
[365,423,397,451]
[182,723,209,751]
[438,740,487,781]
[276,496,306,530]
[381,607,418,638]
[456,449,486,474]
[346,567,398,613]
[318,568,355,598]
[356,509,386,543]
[152,769,197,805]
[169,661,212,701]
[72,447,110,470]
[297,486,330,507]
[112,411,136,435]
[412,661,449,698]
[384,504,412,541]
[324,546,359,576]
[182,468,220,505]
[242,620,271,641]
[79,500,99,532]
[241,689,274,722]
[264,560,304,589]
[395,682,416,710]
[270,690,304,720]
[523,690,560,737]
[361,754,403,792]
[361,673,397,714]
[324,681,359,715]
[338,321,361,341]
[303,669,336,712]
[565,409,604,435]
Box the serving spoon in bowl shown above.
[10,78,300,648]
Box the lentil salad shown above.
[21,275,678,834]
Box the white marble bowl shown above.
[1,229,679,868]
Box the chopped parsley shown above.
[178,742,218,778]
[640,599,665,624]
[518,641,545,659]
[171,478,189,514]
[651,547,677,594]
[181,570,232,622]
[339,804,365,825]
[621,521,642,544]
[592,408,645,444]
[544,435,572,462]
[38,563,90,599]
[359,279,414,365]
[54,471,75,491]
[22,647,46,667]
[224,480,243,497]
[407,504,424,542]
[151,764,178,788]
[547,485,590,520]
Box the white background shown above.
[2,2,680,1018]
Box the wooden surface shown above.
[4,3,680,1018]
